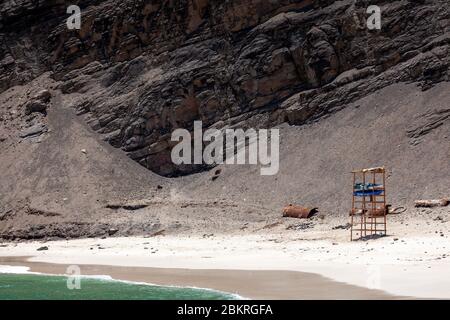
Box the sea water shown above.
[0,273,237,300]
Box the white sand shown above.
[1,233,450,299]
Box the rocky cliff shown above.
[1,0,450,240]
[1,0,448,176]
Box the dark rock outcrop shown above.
[1,0,449,176]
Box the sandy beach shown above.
[1,230,450,299]
[0,256,393,300]
[1,0,449,304]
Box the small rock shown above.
[24,101,48,115]
[286,222,314,231]
[202,233,214,238]
[81,149,87,154]
[33,90,51,103]
[37,246,48,251]
[20,123,47,138]
[151,229,165,237]
[108,228,118,236]
[332,223,352,230]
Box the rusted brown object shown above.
[367,208,387,218]
[350,205,403,217]
[368,204,393,217]
[282,204,317,219]
[414,199,449,208]
[349,208,366,216]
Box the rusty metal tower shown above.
[350,167,387,241]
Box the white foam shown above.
[0,265,114,281]
[74,275,245,299]
[106,278,246,299]
[0,265,32,274]
[79,274,114,281]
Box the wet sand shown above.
[0,256,396,300]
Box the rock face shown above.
[24,90,51,115]
[1,0,449,176]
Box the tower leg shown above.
[350,214,353,241]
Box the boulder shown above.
[19,123,47,138]
[24,101,47,115]
[33,89,51,103]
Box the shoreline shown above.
[0,256,394,300]
[0,261,243,300]
[3,233,450,299]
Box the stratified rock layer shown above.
[1,0,449,176]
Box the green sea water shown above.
[0,274,237,300]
